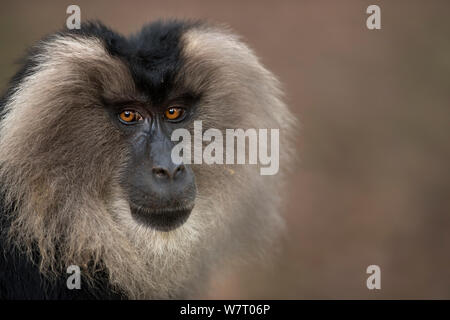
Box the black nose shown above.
[152,164,186,180]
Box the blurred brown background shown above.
[1,0,449,299]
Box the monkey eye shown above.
[164,107,185,122]
[118,110,144,124]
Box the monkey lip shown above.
[129,203,194,232]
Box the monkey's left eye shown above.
[164,107,185,122]
[118,110,143,124]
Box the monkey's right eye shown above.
[118,110,143,124]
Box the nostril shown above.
[152,167,170,178]
[152,165,185,179]
[173,165,185,178]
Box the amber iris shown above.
[119,110,143,124]
[165,107,184,121]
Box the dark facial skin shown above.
[107,98,197,232]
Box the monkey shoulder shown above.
[0,205,123,300]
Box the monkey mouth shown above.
[129,203,194,232]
